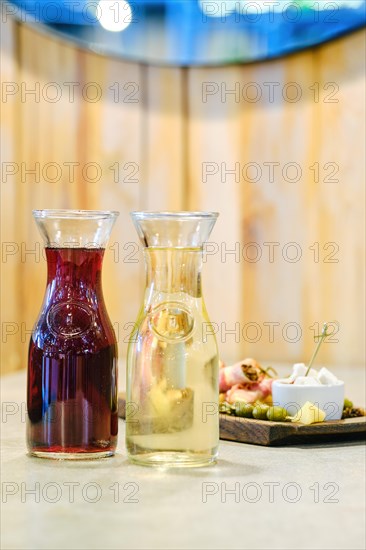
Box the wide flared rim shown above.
[130,211,219,220]
[33,209,119,220]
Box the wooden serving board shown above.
[118,394,366,447]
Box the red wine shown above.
[27,248,118,457]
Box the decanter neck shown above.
[46,248,104,290]
[144,247,202,298]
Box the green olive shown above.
[267,406,288,422]
[235,403,254,418]
[252,404,270,420]
[344,398,353,409]
[219,402,233,415]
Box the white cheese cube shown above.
[308,368,320,380]
[292,363,307,377]
[318,367,339,386]
[292,363,319,380]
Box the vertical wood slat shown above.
[15,26,44,372]
[0,24,365,373]
[79,54,143,357]
[310,31,366,366]
[143,65,185,210]
[0,18,21,373]
[238,50,316,365]
[187,66,246,364]
[16,28,81,372]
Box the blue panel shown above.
[4,0,366,65]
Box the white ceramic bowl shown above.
[272,380,345,420]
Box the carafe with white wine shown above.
[126,211,219,467]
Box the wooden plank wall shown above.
[0,21,365,374]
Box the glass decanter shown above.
[126,211,220,467]
[27,210,119,459]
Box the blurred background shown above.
[1,0,365,374]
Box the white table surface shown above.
[1,366,365,550]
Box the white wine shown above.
[126,245,219,467]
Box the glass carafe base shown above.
[29,450,115,460]
[127,448,218,468]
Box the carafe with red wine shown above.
[27,209,119,459]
